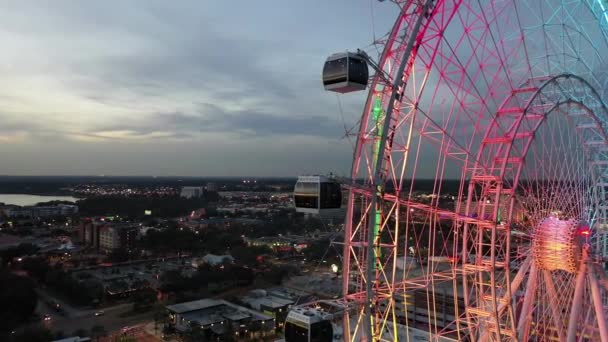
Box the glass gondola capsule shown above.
[322,52,369,93]
[293,175,342,215]
[284,307,336,342]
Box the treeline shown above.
[141,227,246,254]
[0,243,39,266]
[160,264,254,293]
[159,263,296,295]
[0,269,38,337]
[77,195,211,218]
[20,257,103,305]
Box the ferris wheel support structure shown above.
[286,1,608,342]
[360,0,437,340]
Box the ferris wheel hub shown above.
[532,216,589,273]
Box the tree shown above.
[141,228,203,254]
[304,238,339,261]
[79,279,105,304]
[78,195,209,218]
[231,265,254,285]
[72,328,88,338]
[229,245,271,266]
[91,325,107,342]
[50,228,70,237]
[159,269,189,292]
[0,243,39,266]
[19,257,51,281]
[0,270,37,334]
[9,325,53,342]
[53,330,66,340]
[261,265,294,285]
[107,249,130,262]
[154,310,169,334]
[132,288,157,312]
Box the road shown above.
[36,288,85,318]
[42,304,156,336]
[36,288,156,336]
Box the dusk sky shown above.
[0,1,396,177]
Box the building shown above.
[181,217,262,232]
[243,233,338,253]
[166,298,275,340]
[79,219,138,252]
[188,208,207,220]
[206,182,218,192]
[241,289,294,331]
[4,204,78,218]
[72,256,197,296]
[79,219,100,248]
[59,205,79,216]
[98,225,139,252]
[98,226,120,251]
[180,186,204,199]
[191,254,234,268]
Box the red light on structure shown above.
[577,226,591,236]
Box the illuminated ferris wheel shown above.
[286,0,608,341]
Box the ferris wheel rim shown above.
[462,72,608,340]
[334,1,608,341]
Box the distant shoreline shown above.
[0,194,80,207]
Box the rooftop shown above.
[52,337,91,342]
[0,233,24,250]
[241,295,294,310]
[169,298,274,330]
[167,298,222,314]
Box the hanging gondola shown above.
[322,52,369,93]
[293,175,342,215]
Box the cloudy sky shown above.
[0,1,396,177]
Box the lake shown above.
[0,194,79,206]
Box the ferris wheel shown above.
[285,0,608,341]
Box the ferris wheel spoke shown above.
[567,251,589,342]
[506,254,532,299]
[588,265,608,342]
[478,255,533,341]
[542,270,567,342]
[517,263,538,340]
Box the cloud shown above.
[90,102,346,140]
[0,1,391,176]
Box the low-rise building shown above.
[206,182,218,192]
[166,298,275,340]
[180,186,204,199]
[245,235,313,253]
[191,254,234,268]
[4,204,78,218]
[241,289,294,331]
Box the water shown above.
[0,194,78,206]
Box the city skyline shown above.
[0,1,395,177]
